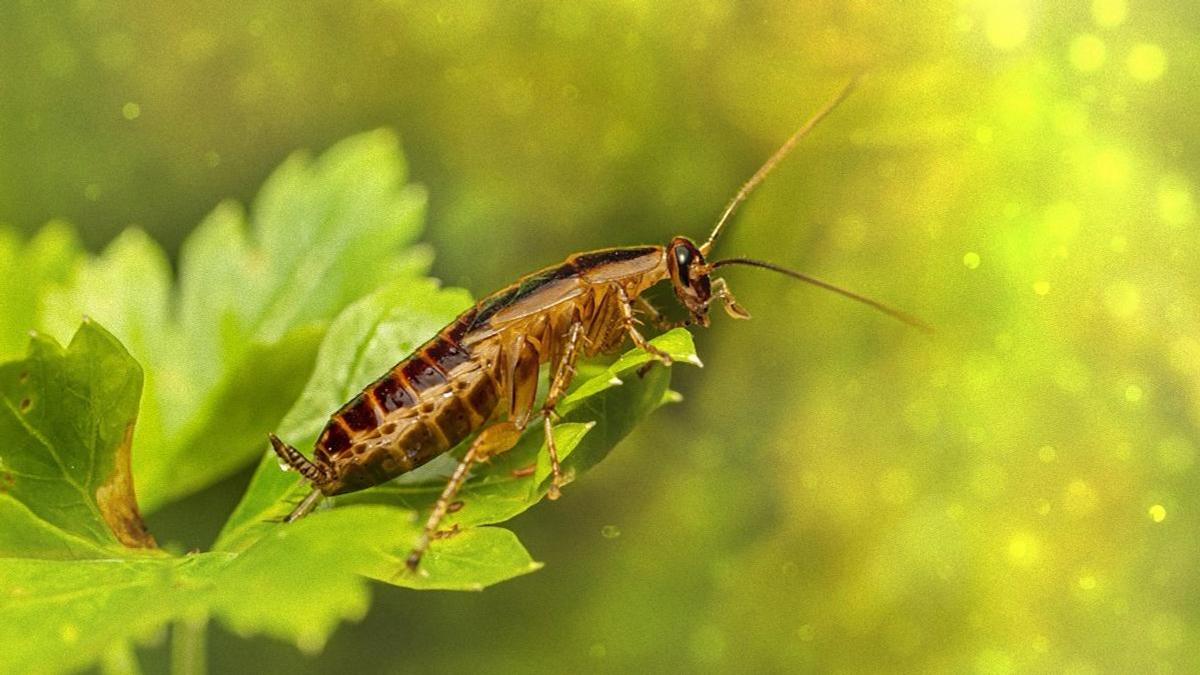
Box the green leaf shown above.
[0,321,461,671]
[0,222,85,361]
[367,527,544,592]
[33,130,431,511]
[0,555,200,675]
[0,308,698,675]
[203,505,415,650]
[0,131,701,672]
[0,506,419,672]
[216,260,698,589]
[0,319,155,558]
[216,277,476,551]
[330,327,694,591]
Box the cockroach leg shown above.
[405,421,524,573]
[285,488,325,523]
[511,464,537,478]
[541,417,563,499]
[540,318,585,500]
[711,277,752,320]
[263,80,929,580]
[635,296,685,331]
[617,287,672,366]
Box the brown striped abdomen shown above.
[312,318,501,496]
[305,245,667,496]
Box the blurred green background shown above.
[3,0,1197,672]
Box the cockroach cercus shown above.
[270,78,930,572]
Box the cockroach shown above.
[270,78,929,571]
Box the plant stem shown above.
[171,614,208,675]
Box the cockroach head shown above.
[657,80,930,336]
[666,236,713,327]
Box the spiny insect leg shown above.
[540,318,585,500]
[285,488,324,523]
[405,421,524,573]
[617,286,672,366]
[711,277,752,320]
[635,296,685,331]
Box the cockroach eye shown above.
[674,245,693,275]
[264,80,914,575]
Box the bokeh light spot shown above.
[1091,0,1127,27]
[4,4,1198,669]
[985,6,1028,51]
[121,102,141,120]
[1094,148,1131,187]
[1148,504,1166,523]
[1127,44,1167,81]
[1064,480,1098,517]
[1007,533,1040,567]
[58,623,79,644]
[1069,34,1106,72]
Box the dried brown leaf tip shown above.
[95,421,157,549]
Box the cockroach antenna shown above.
[700,76,860,257]
[693,75,931,334]
[708,257,934,334]
[268,72,925,575]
